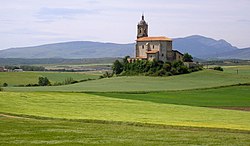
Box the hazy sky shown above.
[0,0,250,50]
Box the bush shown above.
[112,56,202,77]
[178,66,189,74]
[213,66,223,71]
[26,84,39,87]
[112,60,123,75]
[100,71,113,78]
[154,69,167,76]
[38,77,51,86]
[3,83,8,87]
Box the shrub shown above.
[178,66,190,74]
[38,77,51,86]
[26,84,39,87]
[112,60,124,75]
[213,66,223,71]
[112,56,202,77]
[100,71,113,78]
[3,83,8,87]
[154,69,167,76]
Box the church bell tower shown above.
[137,14,148,38]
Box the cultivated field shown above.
[0,71,99,86]
[1,116,249,145]
[0,65,250,145]
[4,69,250,92]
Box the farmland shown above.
[4,69,250,92]
[0,71,99,86]
[93,86,250,107]
[0,65,250,145]
[1,116,249,145]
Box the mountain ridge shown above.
[0,35,249,60]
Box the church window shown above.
[142,45,144,49]
[153,45,154,49]
[162,54,164,57]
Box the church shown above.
[134,15,183,62]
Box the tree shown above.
[112,60,124,75]
[163,62,171,72]
[183,53,193,62]
[38,77,51,86]
[3,83,8,87]
[123,56,130,65]
[213,66,223,71]
[101,71,113,78]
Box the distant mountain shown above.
[0,41,134,59]
[173,35,238,58]
[214,47,250,60]
[0,35,249,60]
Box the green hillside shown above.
[1,116,249,146]
[0,72,99,86]
[0,91,250,130]
[4,70,250,92]
[1,66,250,145]
[93,86,250,107]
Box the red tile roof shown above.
[136,36,172,41]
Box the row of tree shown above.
[4,65,45,71]
[112,55,202,77]
[24,77,95,87]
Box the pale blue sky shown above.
[0,0,250,50]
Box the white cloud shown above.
[0,0,250,49]
[36,7,99,21]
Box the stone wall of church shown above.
[136,42,147,58]
[173,51,183,61]
[136,40,173,62]
[136,41,161,58]
[158,41,172,62]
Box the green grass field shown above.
[1,116,249,146]
[4,70,250,92]
[0,71,99,86]
[1,66,250,145]
[222,65,250,75]
[1,91,250,130]
[92,86,250,107]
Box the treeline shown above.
[5,65,45,71]
[112,56,203,77]
[19,77,95,87]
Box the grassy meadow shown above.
[1,91,250,130]
[4,69,250,92]
[223,65,250,75]
[0,71,99,86]
[1,116,249,146]
[0,65,250,145]
[93,86,250,107]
